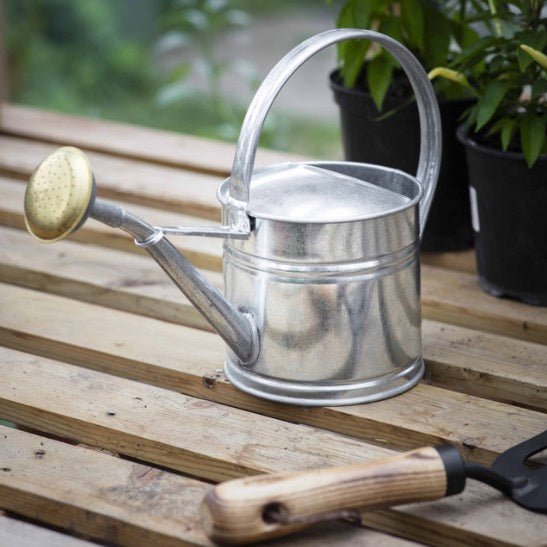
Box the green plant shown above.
[156,0,258,140]
[430,0,546,167]
[333,0,478,109]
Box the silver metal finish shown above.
[213,29,441,405]
[91,199,259,365]
[155,225,249,239]
[219,162,425,405]
[24,30,442,406]
[229,29,441,238]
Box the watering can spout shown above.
[23,146,260,366]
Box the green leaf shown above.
[401,0,424,52]
[452,36,499,68]
[379,15,403,43]
[519,44,547,71]
[521,115,547,168]
[341,40,369,87]
[423,4,451,68]
[501,118,515,151]
[516,29,547,71]
[367,53,394,111]
[476,81,509,130]
[336,0,354,62]
[352,0,373,28]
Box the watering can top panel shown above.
[218,163,413,225]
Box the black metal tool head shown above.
[490,429,547,512]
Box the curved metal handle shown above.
[229,28,442,238]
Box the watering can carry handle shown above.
[229,29,442,238]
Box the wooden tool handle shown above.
[201,446,459,545]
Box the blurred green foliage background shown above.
[5,0,339,156]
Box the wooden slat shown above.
[1,283,545,465]
[422,321,547,411]
[0,352,545,547]
[0,136,221,218]
[0,426,420,547]
[0,227,215,331]
[0,104,305,176]
[0,178,223,271]
[422,266,547,345]
[1,228,545,411]
[0,515,97,547]
[421,250,476,274]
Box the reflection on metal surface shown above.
[22,30,442,406]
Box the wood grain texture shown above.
[0,515,97,547]
[0,177,223,271]
[1,227,545,411]
[422,266,547,345]
[202,447,447,545]
[0,104,305,177]
[0,283,545,465]
[0,136,221,219]
[421,251,476,274]
[0,226,214,331]
[0,429,418,547]
[0,351,544,547]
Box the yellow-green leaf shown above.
[428,67,471,88]
[519,44,547,70]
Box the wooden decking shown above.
[0,104,545,546]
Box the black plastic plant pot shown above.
[329,69,474,252]
[458,126,547,306]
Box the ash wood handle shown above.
[201,446,453,545]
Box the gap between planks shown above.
[0,355,544,547]
[0,226,545,411]
[0,282,545,465]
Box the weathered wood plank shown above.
[1,283,544,465]
[0,353,544,547]
[422,266,547,345]
[0,104,305,177]
[421,250,476,274]
[0,427,422,547]
[0,135,221,218]
[0,177,223,271]
[1,229,544,411]
[0,515,97,547]
[0,227,216,331]
[422,321,547,410]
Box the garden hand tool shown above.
[200,430,547,545]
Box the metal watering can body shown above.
[23,29,441,406]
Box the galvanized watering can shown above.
[23,29,441,406]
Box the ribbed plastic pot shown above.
[329,69,474,252]
[458,126,547,306]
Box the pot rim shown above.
[217,161,423,225]
[457,124,547,163]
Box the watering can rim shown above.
[217,160,424,225]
